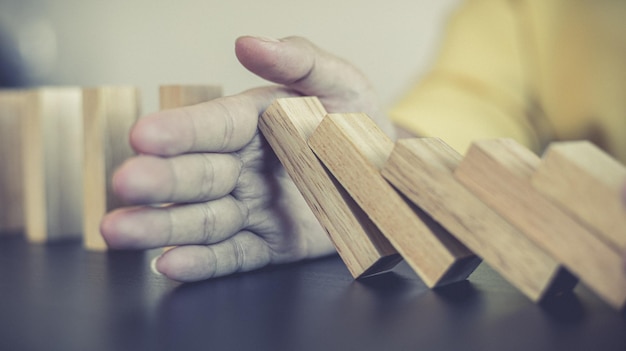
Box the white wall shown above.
[0,0,460,113]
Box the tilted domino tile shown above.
[382,137,577,300]
[260,97,401,278]
[531,141,626,251]
[455,138,626,309]
[309,114,479,287]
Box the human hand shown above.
[100,36,392,282]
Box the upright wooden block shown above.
[159,84,223,252]
[83,87,140,250]
[260,97,401,278]
[455,139,626,309]
[381,138,576,300]
[22,88,84,243]
[531,141,626,251]
[309,114,479,287]
[0,90,26,235]
[159,85,222,110]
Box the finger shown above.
[112,153,242,205]
[235,36,379,115]
[152,231,273,282]
[130,86,294,156]
[100,195,248,249]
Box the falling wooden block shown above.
[83,87,140,250]
[309,114,479,287]
[455,139,626,309]
[381,138,576,300]
[0,90,26,235]
[531,141,626,251]
[260,97,401,278]
[159,84,222,110]
[22,88,84,243]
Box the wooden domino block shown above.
[22,88,84,243]
[309,114,479,287]
[260,97,401,278]
[159,85,222,110]
[0,90,26,235]
[159,85,222,252]
[83,87,140,250]
[381,138,577,300]
[531,141,626,251]
[455,139,626,309]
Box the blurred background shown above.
[0,0,460,113]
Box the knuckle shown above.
[199,203,218,244]
[212,99,237,152]
[231,236,246,273]
[198,154,216,200]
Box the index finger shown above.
[130,86,295,156]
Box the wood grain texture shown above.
[531,141,626,251]
[382,138,576,300]
[260,97,400,278]
[22,88,84,243]
[83,87,140,250]
[455,138,626,309]
[0,90,26,234]
[310,114,479,287]
[159,85,222,110]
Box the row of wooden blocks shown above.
[0,85,222,248]
[260,97,626,310]
[0,86,624,310]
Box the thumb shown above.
[235,36,382,123]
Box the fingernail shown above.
[254,35,280,43]
[150,256,164,276]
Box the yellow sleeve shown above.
[390,0,543,154]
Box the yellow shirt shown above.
[390,0,626,163]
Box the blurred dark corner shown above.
[0,22,28,87]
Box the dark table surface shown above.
[0,233,624,351]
